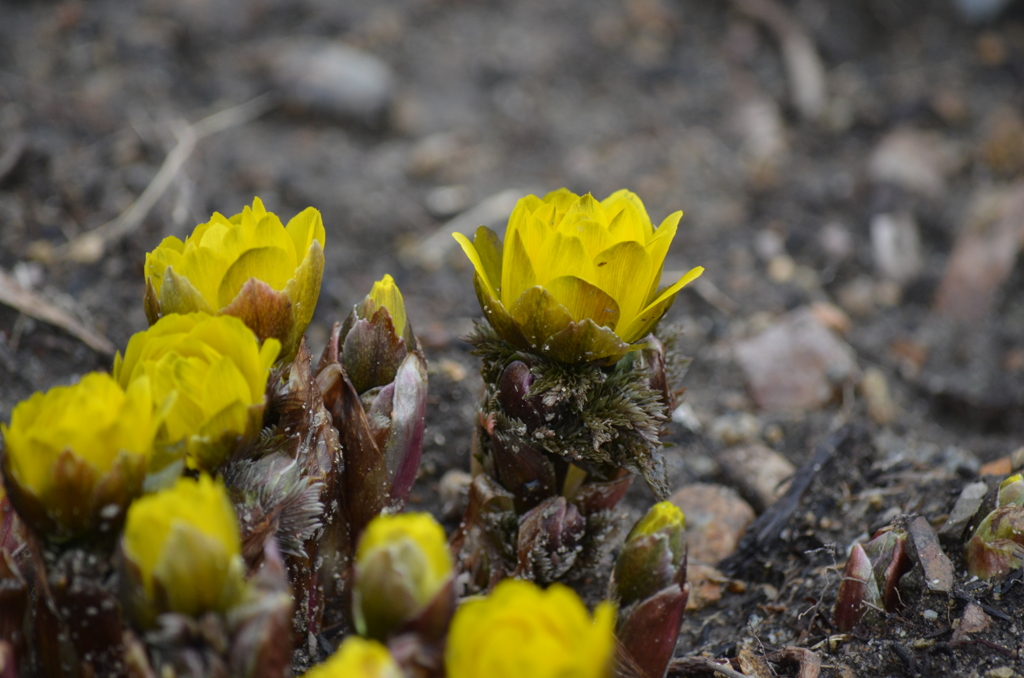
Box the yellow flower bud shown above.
[303,637,403,678]
[1,372,159,539]
[121,475,245,623]
[144,197,325,361]
[445,579,615,678]
[628,500,685,540]
[364,274,407,337]
[114,313,280,472]
[454,188,703,364]
[353,512,453,640]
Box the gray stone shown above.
[938,481,989,542]
[268,40,395,123]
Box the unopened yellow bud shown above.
[122,475,245,623]
[628,501,685,540]
[365,274,407,336]
[353,512,452,640]
[302,637,403,678]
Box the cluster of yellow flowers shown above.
[2,197,321,593]
[0,188,697,678]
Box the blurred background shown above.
[3,0,1024,517]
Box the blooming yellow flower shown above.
[445,579,615,678]
[353,512,453,640]
[302,637,403,678]
[114,313,280,472]
[122,475,245,622]
[144,197,325,361]
[1,372,160,538]
[454,189,703,363]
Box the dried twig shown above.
[55,93,277,264]
[720,423,862,577]
[727,0,827,121]
[0,267,114,355]
[669,656,748,678]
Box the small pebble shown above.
[709,412,761,446]
[718,443,795,512]
[734,307,858,412]
[669,483,756,563]
[671,402,703,432]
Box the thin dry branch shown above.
[669,656,749,678]
[56,93,277,264]
[0,267,114,355]
[727,0,827,121]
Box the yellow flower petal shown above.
[602,189,653,241]
[593,240,653,330]
[453,187,701,363]
[620,265,704,342]
[117,313,276,472]
[285,206,326,260]
[541,188,581,226]
[545,275,619,328]
[472,226,504,294]
[303,637,403,678]
[500,229,538,308]
[509,286,573,350]
[453,233,500,301]
[122,475,244,619]
[218,247,295,306]
[534,232,597,285]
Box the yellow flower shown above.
[1,372,159,539]
[302,637,403,678]
[353,512,453,640]
[454,189,703,363]
[114,313,280,472]
[121,475,245,622]
[445,579,615,678]
[144,197,325,362]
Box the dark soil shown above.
[3,0,1024,676]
